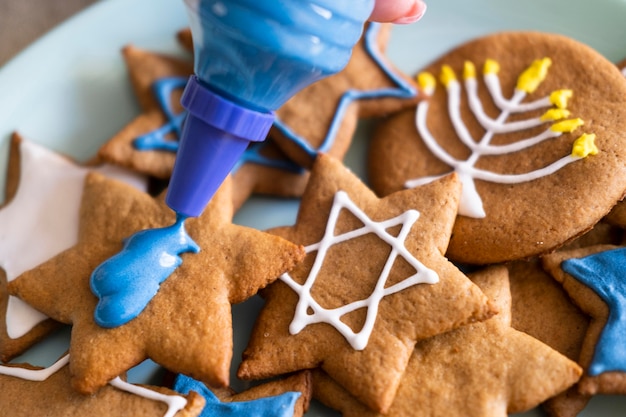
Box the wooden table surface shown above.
[0,0,99,66]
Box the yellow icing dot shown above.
[463,61,476,80]
[516,58,552,93]
[549,89,573,109]
[551,118,584,133]
[439,65,457,88]
[540,108,571,122]
[571,133,598,158]
[417,72,436,95]
[483,59,500,75]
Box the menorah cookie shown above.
[310,265,582,417]
[237,154,496,413]
[368,31,626,264]
[0,133,147,361]
[0,354,205,417]
[542,244,626,397]
[7,173,305,394]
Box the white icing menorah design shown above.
[408,58,598,218]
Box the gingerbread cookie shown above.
[237,154,496,413]
[369,31,626,264]
[508,258,591,417]
[8,172,305,394]
[97,45,193,179]
[174,371,312,417]
[0,354,205,416]
[311,265,582,416]
[542,244,626,396]
[0,133,147,361]
[270,22,419,169]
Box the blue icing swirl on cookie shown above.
[174,374,301,417]
[132,77,188,152]
[561,246,626,376]
[90,213,200,328]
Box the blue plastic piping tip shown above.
[165,76,275,217]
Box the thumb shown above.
[369,0,427,24]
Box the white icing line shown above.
[281,190,438,350]
[0,354,187,417]
[109,377,188,417]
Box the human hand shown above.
[370,0,427,24]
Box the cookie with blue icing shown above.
[542,244,626,397]
[8,172,305,394]
[237,154,496,413]
[368,31,626,265]
[269,22,419,169]
[173,371,312,417]
[97,45,193,179]
[311,265,582,417]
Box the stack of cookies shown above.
[1,21,626,417]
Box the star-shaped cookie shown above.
[174,371,312,417]
[508,258,591,417]
[237,154,496,413]
[542,244,626,396]
[270,22,419,169]
[311,265,582,417]
[0,133,147,361]
[0,354,205,416]
[8,172,305,394]
[97,45,193,179]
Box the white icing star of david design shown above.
[279,190,439,350]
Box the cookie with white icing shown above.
[0,354,205,417]
[0,132,147,361]
[369,31,626,264]
[237,154,496,413]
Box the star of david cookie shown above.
[0,354,205,417]
[368,31,626,264]
[237,154,496,413]
[97,45,193,179]
[174,371,312,417]
[542,244,626,397]
[270,22,419,169]
[0,133,147,361]
[8,172,305,394]
[311,265,582,417]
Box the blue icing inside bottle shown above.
[133,77,188,153]
[561,246,626,376]
[185,0,375,111]
[90,213,200,328]
[174,373,301,417]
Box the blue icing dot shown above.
[561,246,626,376]
[90,213,200,328]
[132,77,188,153]
[174,374,301,417]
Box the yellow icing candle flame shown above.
[550,89,573,109]
[571,133,598,158]
[483,59,500,75]
[417,72,436,95]
[463,61,476,80]
[540,108,571,122]
[551,118,584,133]
[517,58,552,93]
[439,65,457,88]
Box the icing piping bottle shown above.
[89,0,375,328]
[166,0,375,217]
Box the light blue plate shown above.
[1,0,625,415]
